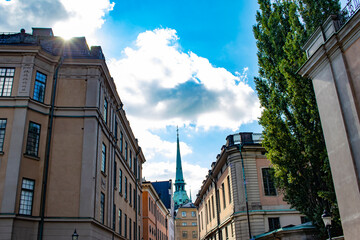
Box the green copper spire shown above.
[173,127,190,210]
[175,127,185,184]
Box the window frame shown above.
[0,67,15,96]
[19,178,35,215]
[103,98,108,124]
[100,192,105,224]
[0,119,7,152]
[33,71,47,103]
[25,121,41,157]
[119,208,122,235]
[101,143,106,173]
[119,169,123,194]
[262,168,277,196]
[268,217,281,231]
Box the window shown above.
[101,143,106,173]
[119,169,122,194]
[0,68,14,96]
[114,161,117,188]
[125,177,128,200]
[133,221,136,240]
[182,231,188,238]
[133,189,136,209]
[125,214,127,238]
[211,196,215,219]
[25,122,41,157]
[222,183,226,209]
[33,71,46,102]
[262,168,276,196]
[268,217,280,231]
[208,200,211,220]
[192,231,197,239]
[182,211,186,217]
[138,195,141,214]
[19,178,35,215]
[125,141,128,162]
[191,211,196,217]
[114,120,118,140]
[129,218,132,240]
[182,222,187,226]
[225,226,228,239]
[301,216,310,224]
[201,212,204,230]
[120,131,123,153]
[192,222,197,226]
[100,193,105,224]
[227,176,232,203]
[130,150,132,169]
[119,209,122,235]
[205,204,208,224]
[103,98,108,123]
[0,119,7,152]
[129,183,132,205]
[113,204,116,230]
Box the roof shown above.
[253,222,316,239]
[0,28,105,59]
[180,202,196,208]
[152,181,172,209]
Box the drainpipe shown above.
[238,144,252,239]
[37,46,65,240]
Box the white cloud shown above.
[143,160,208,202]
[135,127,192,160]
[109,28,261,197]
[0,0,114,44]
[109,28,261,133]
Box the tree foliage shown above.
[253,0,342,237]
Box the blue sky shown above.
[0,0,265,198]
[4,0,347,198]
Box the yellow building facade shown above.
[0,28,144,239]
[175,203,198,240]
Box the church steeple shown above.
[175,127,185,185]
[173,127,190,210]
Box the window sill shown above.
[119,192,123,197]
[23,154,40,161]
[0,151,4,156]
[101,171,107,177]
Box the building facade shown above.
[152,180,175,240]
[0,28,145,239]
[195,132,303,240]
[142,182,170,240]
[299,5,360,239]
[175,203,198,240]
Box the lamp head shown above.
[321,210,332,227]
[72,229,79,240]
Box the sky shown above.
[0,0,349,200]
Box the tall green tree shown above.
[253,0,342,237]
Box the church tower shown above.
[173,127,190,210]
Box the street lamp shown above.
[72,229,79,240]
[321,210,332,240]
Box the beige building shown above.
[299,5,360,239]
[175,203,198,240]
[0,28,145,239]
[195,132,304,240]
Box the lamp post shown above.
[72,229,79,240]
[321,210,332,240]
